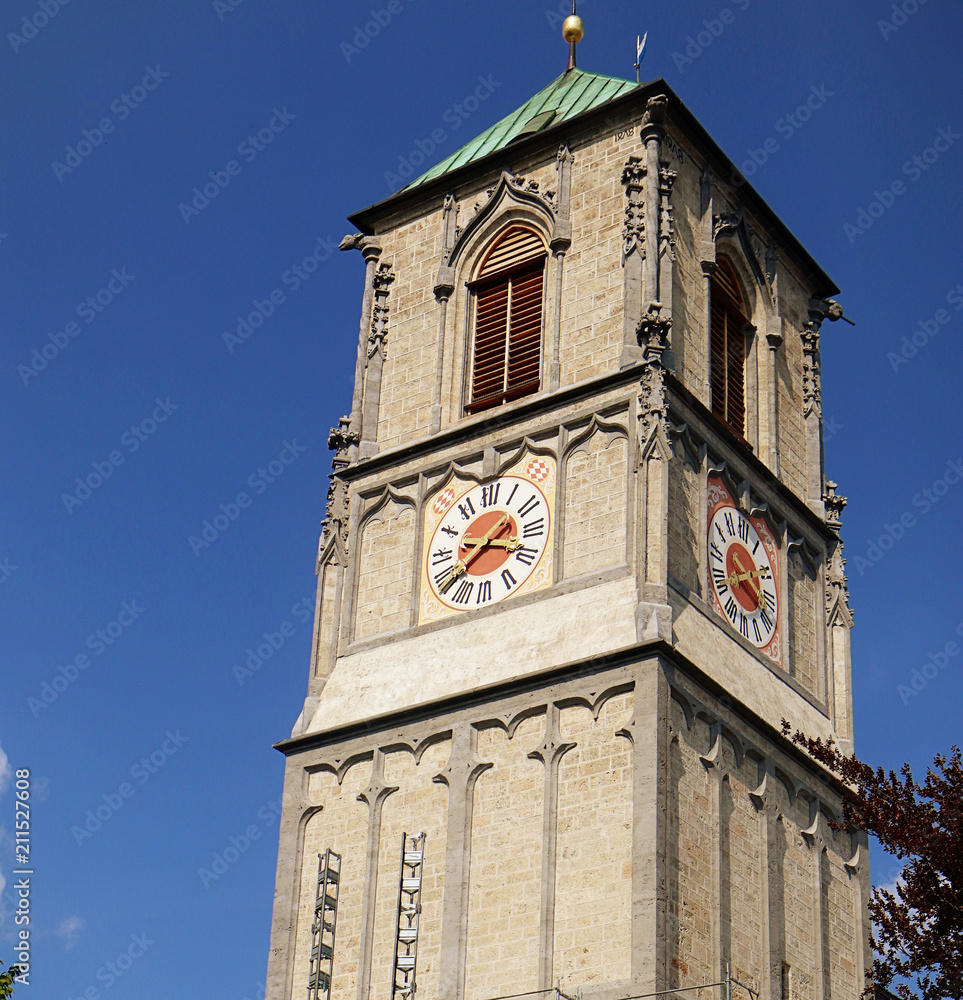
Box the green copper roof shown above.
[405,68,639,190]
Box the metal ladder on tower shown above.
[307,848,341,1000]
[391,832,427,1000]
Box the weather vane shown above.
[562,0,584,72]
[634,32,648,83]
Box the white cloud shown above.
[0,741,10,901]
[874,864,906,900]
[30,776,49,803]
[56,916,85,951]
[0,742,10,797]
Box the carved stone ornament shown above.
[368,262,395,359]
[826,543,853,620]
[640,93,668,135]
[440,171,558,277]
[339,232,382,265]
[338,233,366,252]
[801,318,822,418]
[712,210,743,243]
[658,165,677,261]
[823,480,847,534]
[321,416,358,555]
[621,156,646,261]
[327,415,358,468]
[638,302,671,440]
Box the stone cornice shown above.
[666,371,839,546]
[334,362,649,484]
[272,636,854,805]
[346,78,838,299]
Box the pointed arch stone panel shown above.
[463,713,545,1000]
[354,492,417,641]
[367,742,451,1000]
[291,763,370,1000]
[562,417,630,579]
[553,692,635,988]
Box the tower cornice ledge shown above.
[334,361,650,481]
[271,637,849,801]
[347,78,838,301]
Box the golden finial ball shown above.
[562,14,584,43]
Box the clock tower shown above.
[265,29,868,1000]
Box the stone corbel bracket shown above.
[706,457,776,523]
[668,420,706,472]
[786,530,820,576]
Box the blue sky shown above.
[0,0,960,996]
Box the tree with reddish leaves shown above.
[781,723,962,1000]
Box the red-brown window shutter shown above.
[467,227,547,413]
[709,258,748,437]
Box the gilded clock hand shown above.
[461,513,510,569]
[437,559,467,593]
[436,514,510,595]
[724,566,767,588]
[731,553,765,610]
[460,535,520,550]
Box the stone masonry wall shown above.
[665,121,826,502]
[557,128,638,389]
[562,428,628,579]
[354,499,414,640]
[372,208,444,451]
[667,705,714,989]
[788,550,819,697]
[293,764,370,1000]
[368,743,450,1000]
[667,452,701,597]
[725,747,765,986]
[464,715,545,1000]
[554,693,634,988]
[667,689,865,999]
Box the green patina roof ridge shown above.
[406,68,639,190]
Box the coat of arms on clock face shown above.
[706,475,781,664]
[419,455,556,624]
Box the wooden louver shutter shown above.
[709,259,747,436]
[468,227,546,412]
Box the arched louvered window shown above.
[466,225,547,413]
[710,257,748,436]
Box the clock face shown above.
[707,477,780,660]
[419,457,555,622]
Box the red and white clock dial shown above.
[707,478,780,660]
[426,475,550,611]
